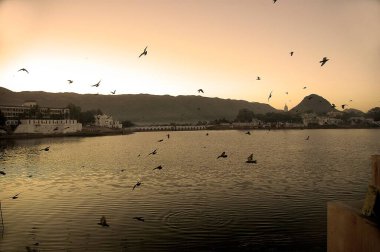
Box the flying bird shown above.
[132,181,142,190]
[133,217,145,222]
[18,68,29,74]
[111,90,116,94]
[305,136,310,140]
[331,103,336,108]
[217,151,228,159]
[153,165,163,171]
[158,139,164,142]
[257,76,261,80]
[290,51,294,56]
[198,89,204,93]
[148,149,157,156]
[303,86,307,89]
[273,0,277,3]
[98,216,109,227]
[166,134,170,139]
[246,154,257,164]
[67,80,73,84]
[139,46,148,58]
[0,171,6,175]
[319,57,329,66]
[341,104,347,109]
[268,91,273,102]
[245,131,251,135]
[40,146,50,151]
[11,193,20,199]
[53,127,59,131]
[285,92,288,95]
[92,80,101,87]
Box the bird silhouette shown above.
[290,51,294,56]
[166,134,170,139]
[206,133,209,136]
[92,80,101,87]
[331,103,336,108]
[18,68,29,74]
[139,46,148,58]
[285,92,288,95]
[268,91,273,102]
[53,127,59,131]
[0,171,6,175]
[273,0,277,3]
[132,181,142,190]
[11,193,20,199]
[148,149,157,155]
[305,136,310,140]
[246,154,257,164]
[40,146,50,151]
[303,86,307,89]
[257,76,261,80]
[67,80,73,84]
[198,89,204,93]
[133,217,145,222]
[217,152,228,159]
[97,216,109,227]
[158,139,164,142]
[153,165,163,171]
[319,57,329,66]
[341,104,347,109]
[245,131,251,135]
[111,90,116,94]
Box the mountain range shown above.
[0,87,278,124]
[0,87,364,124]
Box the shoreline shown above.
[0,125,378,139]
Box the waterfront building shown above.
[0,101,69,126]
[0,101,82,134]
[94,114,122,129]
[14,119,82,134]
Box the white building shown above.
[302,113,343,126]
[14,119,82,134]
[94,114,122,129]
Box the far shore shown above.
[1,124,379,140]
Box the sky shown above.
[0,0,379,112]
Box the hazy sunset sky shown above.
[0,0,379,111]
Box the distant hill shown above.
[342,108,365,115]
[0,87,278,124]
[289,94,338,114]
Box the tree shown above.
[235,109,255,122]
[121,120,135,128]
[0,111,6,126]
[66,103,82,120]
[367,107,380,121]
[79,111,96,124]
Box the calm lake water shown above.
[0,129,379,251]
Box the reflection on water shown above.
[0,129,379,251]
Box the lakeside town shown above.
[0,100,379,138]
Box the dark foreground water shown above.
[0,129,379,251]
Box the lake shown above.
[0,129,379,251]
